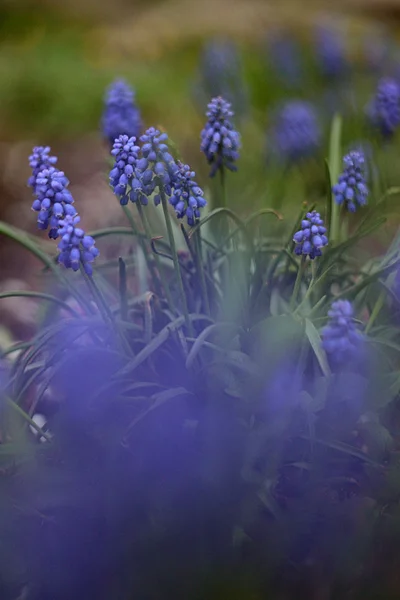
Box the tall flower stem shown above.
[159,186,193,335]
[135,202,174,312]
[81,266,133,356]
[194,228,211,316]
[290,256,306,310]
[121,204,162,298]
[328,114,342,244]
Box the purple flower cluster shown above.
[109,135,140,205]
[110,128,178,206]
[169,162,207,226]
[28,146,58,191]
[102,79,142,146]
[31,167,77,239]
[293,210,328,259]
[333,151,368,212]
[200,96,240,177]
[267,31,302,87]
[321,300,364,366]
[314,24,348,78]
[271,101,320,163]
[57,215,99,276]
[367,78,400,138]
[28,148,99,274]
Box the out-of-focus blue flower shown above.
[321,300,364,366]
[200,96,240,177]
[293,210,328,259]
[102,79,142,146]
[367,78,400,138]
[57,214,99,276]
[197,39,248,115]
[28,146,58,191]
[169,161,207,226]
[314,23,348,78]
[109,134,140,205]
[270,101,321,163]
[267,30,303,87]
[32,167,76,239]
[332,151,368,212]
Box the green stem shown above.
[365,290,385,334]
[328,114,342,244]
[5,396,52,442]
[135,202,174,310]
[121,205,162,294]
[159,187,193,335]
[118,257,128,321]
[290,256,307,310]
[81,268,133,356]
[194,229,211,316]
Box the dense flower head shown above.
[102,79,142,146]
[367,78,400,138]
[57,214,99,276]
[267,31,302,87]
[333,151,368,212]
[314,24,348,78]
[169,161,207,226]
[271,101,321,163]
[28,146,58,191]
[31,167,76,239]
[133,127,178,204]
[321,300,364,366]
[200,96,240,177]
[293,210,328,259]
[109,135,140,205]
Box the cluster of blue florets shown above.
[367,78,400,138]
[321,300,364,366]
[110,128,178,206]
[57,215,99,276]
[28,146,58,191]
[169,162,207,226]
[28,147,98,274]
[102,79,142,146]
[271,101,321,163]
[109,135,141,205]
[200,96,241,177]
[31,167,76,239]
[293,210,328,259]
[333,151,368,212]
[314,24,348,78]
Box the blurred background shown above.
[1,0,400,341]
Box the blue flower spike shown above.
[333,151,368,212]
[293,210,328,259]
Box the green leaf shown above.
[305,318,331,377]
[328,113,342,243]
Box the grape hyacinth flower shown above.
[57,214,99,276]
[102,79,142,146]
[267,31,303,87]
[321,300,364,366]
[28,146,58,191]
[200,96,240,177]
[133,127,178,204]
[197,39,248,115]
[333,151,368,212]
[109,135,140,205]
[367,78,400,138]
[32,167,76,239]
[169,162,207,226]
[271,101,321,163]
[293,210,328,259]
[314,24,348,79]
